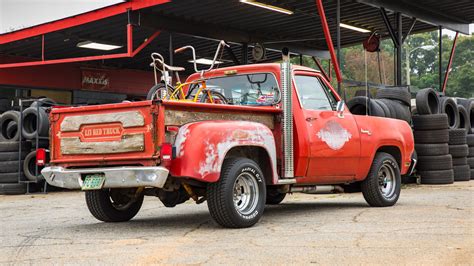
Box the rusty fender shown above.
[169,121,278,183]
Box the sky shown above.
[0,0,123,33]
[0,0,472,36]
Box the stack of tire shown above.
[413,88,453,184]
[0,98,54,194]
[347,87,411,123]
[456,98,474,180]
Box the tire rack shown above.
[17,99,51,194]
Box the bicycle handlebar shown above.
[174,40,229,75]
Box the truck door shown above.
[294,72,361,181]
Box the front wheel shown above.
[207,157,266,228]
[85,188,144,222]
[361,152,401,207]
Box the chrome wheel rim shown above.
[378,162,396,198]
[233,172,259,216]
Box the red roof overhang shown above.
[0,0,169,45]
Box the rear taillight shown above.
[161,143,173,166]
[36,148,46,166]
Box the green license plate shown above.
[81,174,106,190]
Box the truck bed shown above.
[49,100,280,168]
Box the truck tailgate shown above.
[49,101,160,167]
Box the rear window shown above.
[188,73,280,106]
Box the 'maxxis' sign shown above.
[82,70,110,90]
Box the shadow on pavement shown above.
[67,200,369,231]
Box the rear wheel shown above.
[146,83,175,100]
[362,152,401,207]
[85,188,144,222]
[207,158,266,228]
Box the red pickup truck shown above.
[42,63,415,228]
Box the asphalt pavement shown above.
[1,181,473,264]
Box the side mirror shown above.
[336,100,345,118]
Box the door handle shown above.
[306,117,318,122]
[361,129,372,135]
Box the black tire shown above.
[439,97,459,129]
[374,99,391,117]
[467,134,474,146]
[416,88,439,115]
[0,151,27,161]
[266,187,286,205]
[361,152,401,207]
[146,83,175,100]
[458,105,471,132]
[449,144,469,157]
[453,164,471,181]
[452,157,467,166]
[376,87,411,106]
[470,147,474,156]
[471,169,474,180]
[23,151,45,182]
[207,157,266,228]
[22,106,49,139]
[415,143,449,156]
[367,99,385,117]
[457,98,474,133]
[0,160,23,173]
[413,129,449,144]
[200,91,228,104]
[416,154,453,171]
[390,100,411,122]
[347,96,370,115]
[448,128,467,145]
[0,111,20,141]
[0,173,23,183]
[468,157,474,168]
[377,99,397,119]
[85,188,144,222]
[5,121,18,140]
[30,97,56,108]
[0,141,31,152]
[412,114,448,131]
[0,183,27,195]
[418,169,454,184]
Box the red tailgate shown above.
[49,100,161,168]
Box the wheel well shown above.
[376,146,401,168]
[224,146,273,185]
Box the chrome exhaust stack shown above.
[280,51,294,179]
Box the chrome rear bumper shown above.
[41,166,169,189]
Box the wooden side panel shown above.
[61,134,144,155]
[164,109,275,129]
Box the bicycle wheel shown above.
[200,91,228,104]
[146,83,175,100]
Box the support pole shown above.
[442,32,458,93]
[439,27,443,91]
[315,0,342,84]
[169,33,173,81]
[336,0,341,94]
[127,24,133,55]
[396,12,402,86]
